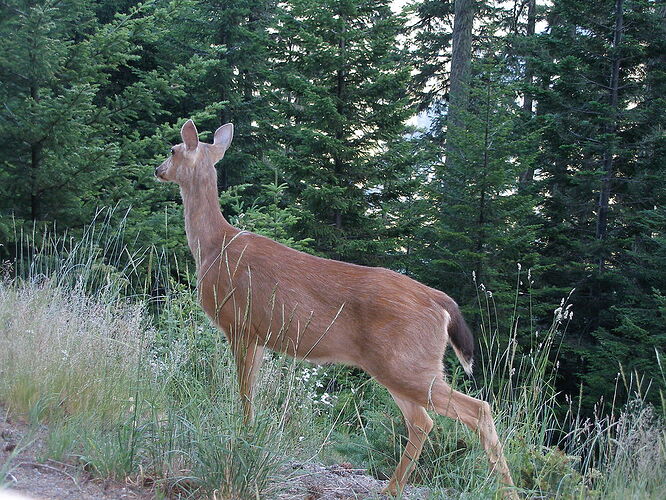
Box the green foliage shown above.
[512,444,586,495]
[406,57,544,343]
[268,0,414,262]
[0,0,163,229]
[220,182,314,252]
[530,0,666,411]
[1,2,665,497]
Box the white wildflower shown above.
[319,392,336,407]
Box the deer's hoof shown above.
[381,482,399,497]
[500,487,521,500]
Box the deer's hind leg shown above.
[374,367,516,498]
[382,391,433,496]
[428,378,517,496]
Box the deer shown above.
[155,119,519,498]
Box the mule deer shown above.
[155,119,518,497]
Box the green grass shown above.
[0,214,664,498]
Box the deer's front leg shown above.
[232,340,265,425]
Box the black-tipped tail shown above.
[447,303,475,376]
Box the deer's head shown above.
[155,119,233,185]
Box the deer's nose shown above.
[155,165,166,179]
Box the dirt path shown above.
[1,409,438,500]
[277,462,435,499]
[1,410,150,500]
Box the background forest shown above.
[1,0,665,498]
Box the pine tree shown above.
[533,0,666,409]
[409,1,542,323]
[268,0,413,263]
[0,0,161,233]
[169,0,281,193]
[432,58,541,316]
[409,0,455,109]
[110,0,285,265]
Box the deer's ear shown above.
[180,119,199,151]
[213,123,234,152]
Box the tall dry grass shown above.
[0,281,148,420]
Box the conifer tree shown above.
[533,0,666,407]
[112,0,285,261]
[0,0,160,231]
[429,57,540,316]
[165,0,281,193]
[269,0,413,262]
[410,1,541,322]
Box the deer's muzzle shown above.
[155,165,167,180]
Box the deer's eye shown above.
[171,148,175,156]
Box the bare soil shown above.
[1,409,440,500]
[0,409,150,500]
[278,462,435,499]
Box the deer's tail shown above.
[446,301,475,376]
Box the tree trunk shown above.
[475,79,491,284]
[447,0,474,134]
[595,0,623,273]
[522,0,536,115]
[519,0,536,185]
[333,20,347,232]
[29,81,41,221]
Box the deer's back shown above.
[198,231,453,368]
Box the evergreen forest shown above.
[1,0,665,498]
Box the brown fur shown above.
[155,120,518,498]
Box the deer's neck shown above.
[180,171,237,266]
